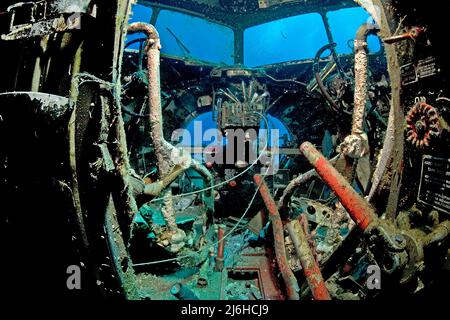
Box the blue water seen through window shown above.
[126,5,382,67]
[156,10,234,64]
[327,7,381,54]
[126,6,234,64]
[126,4,153,50]
[244,13,328,67]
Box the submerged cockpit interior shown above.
[0,0,449,300]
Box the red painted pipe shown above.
[215,225,225,272]
[253,175,300,300]
[287,220,331,300]
[300,142,377,231]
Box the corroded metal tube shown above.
[128,23,180,231]
[144,165,185,196]
[128,23,170,178]
[128,22,212,181]
[352,24,372,136]
[341,24,378,159]
[278,169,316,210]
[215,225,225,272]
[300,142,377,231]
[287,220,331,300]
[253,175,300,300]
[278,155,340,210]
[128,23,213,231]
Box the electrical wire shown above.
[261,71,307,86]
[131,112,272,267]
[146,111,272,204]
[131,177,264,267]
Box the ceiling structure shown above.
[141,0,358,28]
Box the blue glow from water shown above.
[180,112,291,148]
[156,10,234,64]
[126,4,153,50]
[244,13,328,67]
[327,7,381,54]
[126,5,381,66]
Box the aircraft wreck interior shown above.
[0,0,449,301]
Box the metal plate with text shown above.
[401,56,439,86]
[418,155,450,214]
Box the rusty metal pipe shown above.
[128,22,212,180]
[278,169,317,210]
[128,23,213,229]
[352,24,378,135]
[144,165,186,196]
[128,23,169,178]
[300,142,377,231]
[253,175,300,300]
[352,26,369,135]
[128,22,182,231]
[215,225,225,272]
[352,23,377,134]
[287,220,331,300]
[341,24,378,159]
[383,27,424,44]
[278,155,340,210]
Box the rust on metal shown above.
[300,142,377,231]
[287,219,331,300]
[253,174,300,300]
[383,26,425,44]
[406,101,441,148]
[215,225,225,272]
